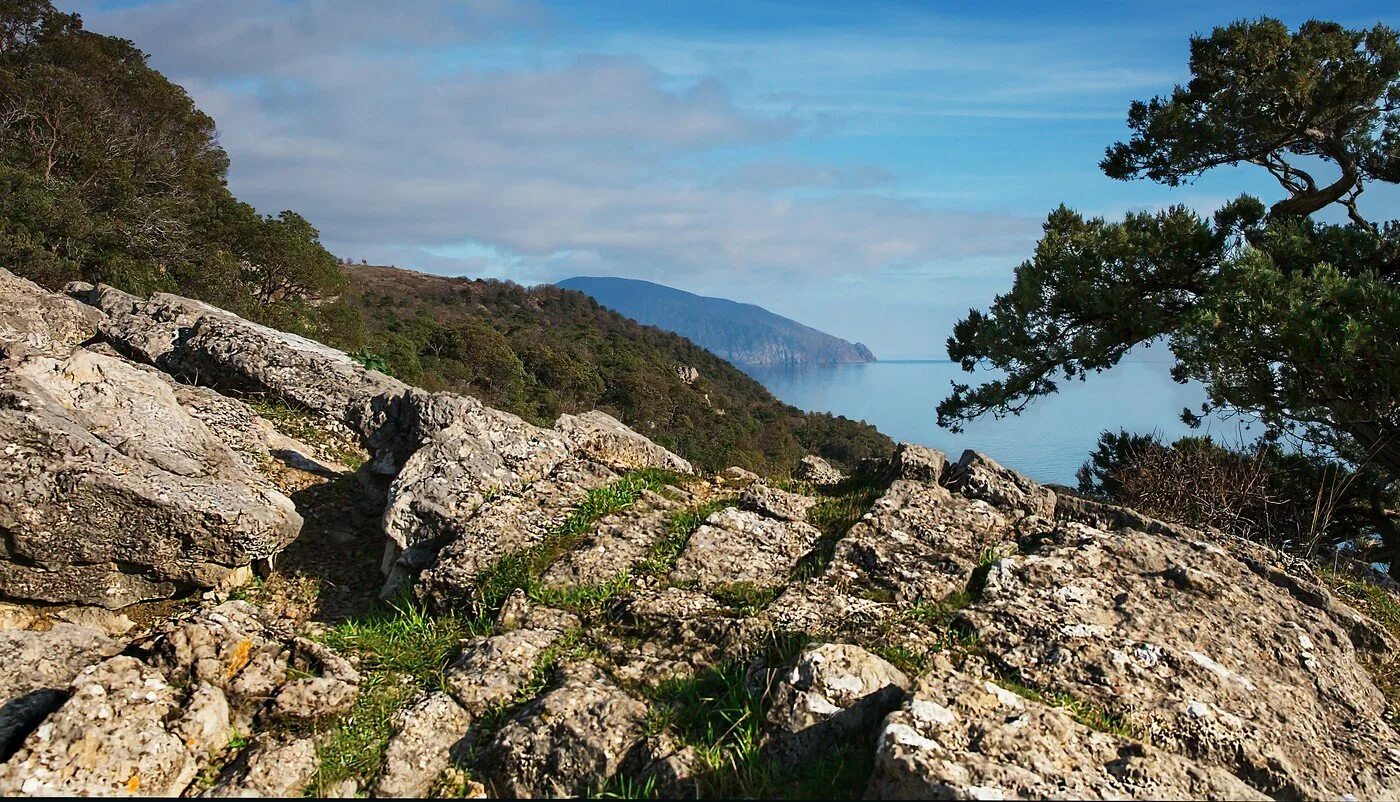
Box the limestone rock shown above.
[555,410,693,474]
[540,492,682,588]
[0,603,34,631]
[202,734,320,798]
[945,449,1056,518]
[959,520,1400,799]
[481,662,648,797]
[374,692,473,798]
[448,607,579,713]
[0,623,121,758]
[716,466,761,488]
[417,459,616,609]
[0,656,214,796]
[794,454,846,487]
[0,269,102,358]
[269,638,360,721]
[0,348,301,607]
[52,606,136,637]
[607,587,763,682]
[889,442,946,484]
[739,483,818,523]
[764,643,910,765]
[826,480,1016,603]
[866,656,1264,800]
[671,507,822,590]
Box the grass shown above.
[1319,568,1400,720]
[634,645,873,800]
[707,581,783,615]
[990,670,1142,740]
[793,475,891,580]
[470,470,684,615]
[635,498,734,577]
[308,598,488,794]
[245,396,368,470]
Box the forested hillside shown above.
[327,265,892,473]
[0,0,891,474]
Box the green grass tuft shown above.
[990,671,1141,740]
[793,474,891,580]
[635,498,734,577]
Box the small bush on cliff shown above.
[939,17,1400,571]
[1077,430,1397,562]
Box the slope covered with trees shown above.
[328,265,891,474]
[0,0,891,475]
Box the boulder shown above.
[74,286,410,447]
[959,520,1400,799]
[889,442,946,484]
[793,454,846,487]
[715,466,761,488]
[763,643,910,765]
[945,449,1056,518]
[445,602,578,715]
[826,480,1016,603]
[202,734,320,798]
[0,624,121,758]
[416,459,616,609]
[374,692,473,798]
[0,348,301,607]
[866,655,1264,800]
[607,587,764,683]
[739,483,818,523]
[481,662,649,797]
[554,410,693,474]
[0,656,221,796]
[671,507,822,591]
[0,269,102,358]
[540,492,682,588]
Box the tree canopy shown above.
[0,0,343,328]
[940,17,1400,567]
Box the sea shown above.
[740,359,1236,486]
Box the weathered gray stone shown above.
[0,349,301,607]
[794,454,845,487]
[867,655,1265,801]
[607,587,764,683]
[890,442,946,484]
[0,269,102,358]
[739,483,818,523]
[764,643,909,765]
[716,466,761,488]
[0,656,216,796]
[269,638,360,721]
[946,449,1056,518]
[481,662,648,797]
[448,607,579,713]
[0,603,34,631]
[202,734,320,798]
[52,606,136,637]
[417,459,616,608]
[959,520,1400,799]
[555,410,693,474]
[826,479,1016,603]
[374,692,473,798]
[540,491,682,588]
[0,623,121,758]
[671,507,822,590]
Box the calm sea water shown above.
[741,359,1226,486]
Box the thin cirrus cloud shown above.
[76,0,1047,293]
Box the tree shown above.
[0,0,344,326]
[939,18,1400,569]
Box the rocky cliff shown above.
[558,276,876,365]
[1,267,1398,798]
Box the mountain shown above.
[332,265,893,474]
[556,276,876,365]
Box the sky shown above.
[77,0,1400,358]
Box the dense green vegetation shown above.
[326,265,892,473]
[939,17,1400,571]
[0,0,892,475]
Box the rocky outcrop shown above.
[2,276,1398,800]
[794,454,845,487]
[0,347,302,607]
[867,655,1264,800]
[0,269,102,358]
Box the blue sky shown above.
[80,0,1400,357]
